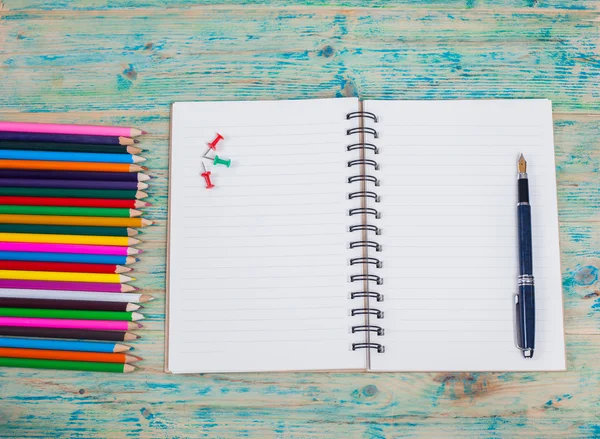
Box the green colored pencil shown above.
[0,224,137,237]
[0,205,140,218]
[0,141,141,155]
[0,357,135,373]
[0,187,146,199]
[0,307,143,321]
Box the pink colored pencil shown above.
[0,316,141,331]
[0,279,136,292]
[0,242,137,256]
[0,122,144,138]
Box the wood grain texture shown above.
[1,1,600,437]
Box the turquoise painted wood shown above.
[1,1,600,437]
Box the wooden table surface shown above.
[1,1,600,437]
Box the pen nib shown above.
[518,154,527,173]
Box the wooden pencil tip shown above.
[127,228,139,237]
[141,166,148,170]
[114,343,131,353]
[141,130,148,135]
[136,322,143,329]
[123,364,137,373]
[125,355,142,363]
[131,312,144,321]
[115,265,132,273]
[134,139,140,144]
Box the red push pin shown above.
[201,163,215,189]
[208,133,224,150]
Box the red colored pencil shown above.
[0,261,131,274]
[0,196,150,209]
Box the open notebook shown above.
[166,98,565,373]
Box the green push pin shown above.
[213,155,231,168]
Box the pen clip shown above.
[513,293,525,351]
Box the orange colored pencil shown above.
[0,347,140,363]
[0,160,145,173]
[0,214,153,228]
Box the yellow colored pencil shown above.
[0,270,134,284]
[0,215,153,228]
[0,233,140,247]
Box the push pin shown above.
[208,133,224,150]
[201,163,215,189]
[213,155,231,168]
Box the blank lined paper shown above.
[167,99,365,373]
[364,99,565,371]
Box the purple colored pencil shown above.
[0,179,141,190]
[0,170,145,182]
[0,279,135,292]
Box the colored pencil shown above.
[0,122,144,138]
[0,142,142,155]
[0,347,140,364]
[0,270,134,284]
[0,289,153,303]
[0,215,152,228]
[0,233,139,246]
[0,242,140,256]
[0,206,143,218]
[0,150,145,164]
[0,338,131,353]
[0,179,148,190]
[0,280,136,292]
[0,187,147,199]
[0,252,137,265]
[0,326,139,341]
[0,261,131,274]
[0,132,137,145]
[0,160,144,173]
[0,357,137,372]
[0,169,150,182]
[0,316,140,331]
[0,297,140,312]
[0,316,141,331]
[0,224,138,237]
[0,308,143,321]
[0,196,150,209]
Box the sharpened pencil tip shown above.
[135,258,140,262]
[134,139,140,144]
[141,130,148,135]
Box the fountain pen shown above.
[515,154,535,358]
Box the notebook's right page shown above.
[366,99,565,371]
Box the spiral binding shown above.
[347,110,384,355]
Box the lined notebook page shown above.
[167,98,365,373]
[364,100,565,371]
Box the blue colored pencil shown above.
[0,150,143,164]
[0,251,135,265]
[0,337,130,353]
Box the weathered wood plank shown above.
[5,0,600,11]
[1,7,599,112]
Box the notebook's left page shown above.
[167,98,365,373]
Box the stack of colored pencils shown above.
[0,122,154,373]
